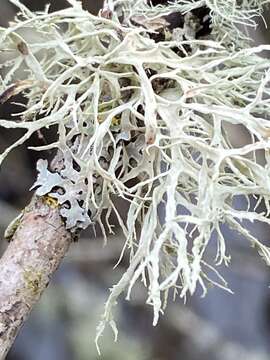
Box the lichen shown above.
[42,195,59,209]
[23,269,43,297]
[4,212,24,242]
[1,0,270,350]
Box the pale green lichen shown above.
[4,211,24,241]
[1,0,270,351]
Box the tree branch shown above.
[0,195,72,359]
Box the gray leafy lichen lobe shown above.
[33,159,92,230]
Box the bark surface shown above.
[0,196,72,359]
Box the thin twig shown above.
[0,195,72,359]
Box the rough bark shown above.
[0,195,72,359]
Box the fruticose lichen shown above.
[1,0,270,349]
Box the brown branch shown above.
[0,195,72,359]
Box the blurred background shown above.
[1,1,270,359]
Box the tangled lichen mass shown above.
[1,0,270,349]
